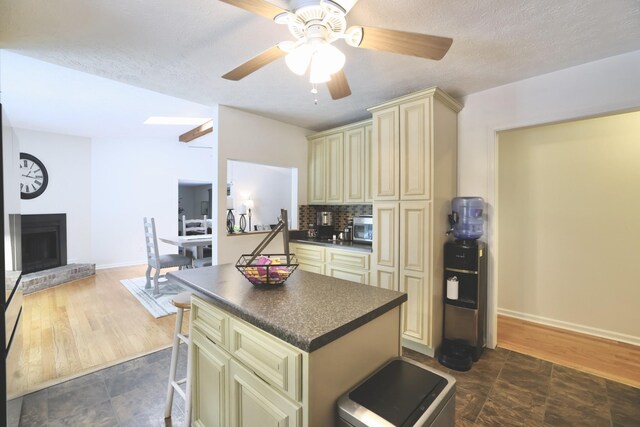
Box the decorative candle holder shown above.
[226,209,235,233]
[238,213,247,232]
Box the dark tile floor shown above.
[18,347,187,427]
[16,346,640,426]
[403,348,640,427]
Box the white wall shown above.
[228,160,294,231]
[457,49,640,347]
[91,136,213,268]
[15,128,92,264]
[214,106,310,265]
[498,112,640,343]
[2,110,21,269]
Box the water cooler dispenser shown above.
[438,197,487,371]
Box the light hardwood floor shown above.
[498,314,640,388]
[9,265,189,398]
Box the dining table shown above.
[158,234,212,259]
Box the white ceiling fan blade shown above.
[218,0,288,20]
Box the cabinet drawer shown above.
[327,265,370,285]
[229,318,303,402]
[291,243,325,262]
[326,248,370,270]
[192,296,230,351]
[297,261,325,275]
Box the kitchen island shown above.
[167,263,406,427]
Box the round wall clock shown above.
[20,153,49,200]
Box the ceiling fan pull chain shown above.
[311,83,319,104]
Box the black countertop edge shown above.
[168,273,406,353]
[290,238,373,253]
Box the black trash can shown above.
[337,357,456,427]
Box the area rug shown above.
[120,276,188,318]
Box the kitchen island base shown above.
[190,295,401,427]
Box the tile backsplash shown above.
[299,204,373,232]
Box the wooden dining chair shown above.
[143,217,192,295]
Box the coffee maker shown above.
[316,211,334,240]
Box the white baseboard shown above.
[95,260,147,270]
[498,308,640,347]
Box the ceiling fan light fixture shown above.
[312,42,345,75]
[285,44,314,75]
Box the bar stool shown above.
[164,291,192,426]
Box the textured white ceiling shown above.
[1,0,639,132]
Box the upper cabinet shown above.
[307,119,372,205]
[369,87,461,202]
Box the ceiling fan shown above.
[219,0,453,100]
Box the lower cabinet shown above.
[189,295,401,427]
[229,359,303,427]
[291,243,371,285]
[191,297,303,427]
[191,328,230,427]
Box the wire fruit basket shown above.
[235,208,298,287]
[236,254,298,286]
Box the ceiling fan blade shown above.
[355,26,452,60]
[326,69,352,100]
[222,45,287,80]
[218,0,287,20]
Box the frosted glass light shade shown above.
[285,41,345,83]
[314,43,345,75]
[285,44,313,75]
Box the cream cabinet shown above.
[308,136,326,204]
[364,125,373,203]
[191,328,230,427]
[307,120,372,205]
[290,242,325,274]
[229,359,303,427]
[344,127,366,203]
[325,133,344,203]
[372,202,399,291]
[369,87,461,355]
[290,243,371,285]
[326,247,370,285]
[399,201,431,346]
[190,294,400,426]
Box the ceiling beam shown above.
[179,120,213,143]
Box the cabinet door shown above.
[364,124,373,203]
[399,201,431,346]
[308,136,326,204]
[400,98,431,200]
[325,132,344,203]
[229,359,302,427]
[373,202,399,291]
[344,127,366,203]
[192,329,230,427]
[372,106,399,200]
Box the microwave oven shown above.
[353,216,373,244]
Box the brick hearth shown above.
[22,263,96,294]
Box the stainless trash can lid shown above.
[337,357,456,427]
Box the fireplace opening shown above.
[21,214,67,274]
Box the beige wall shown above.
[214,106,311,265]
[497,111,640,342]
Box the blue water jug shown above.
[449,197,484,240]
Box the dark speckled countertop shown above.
[167,264,406,352]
